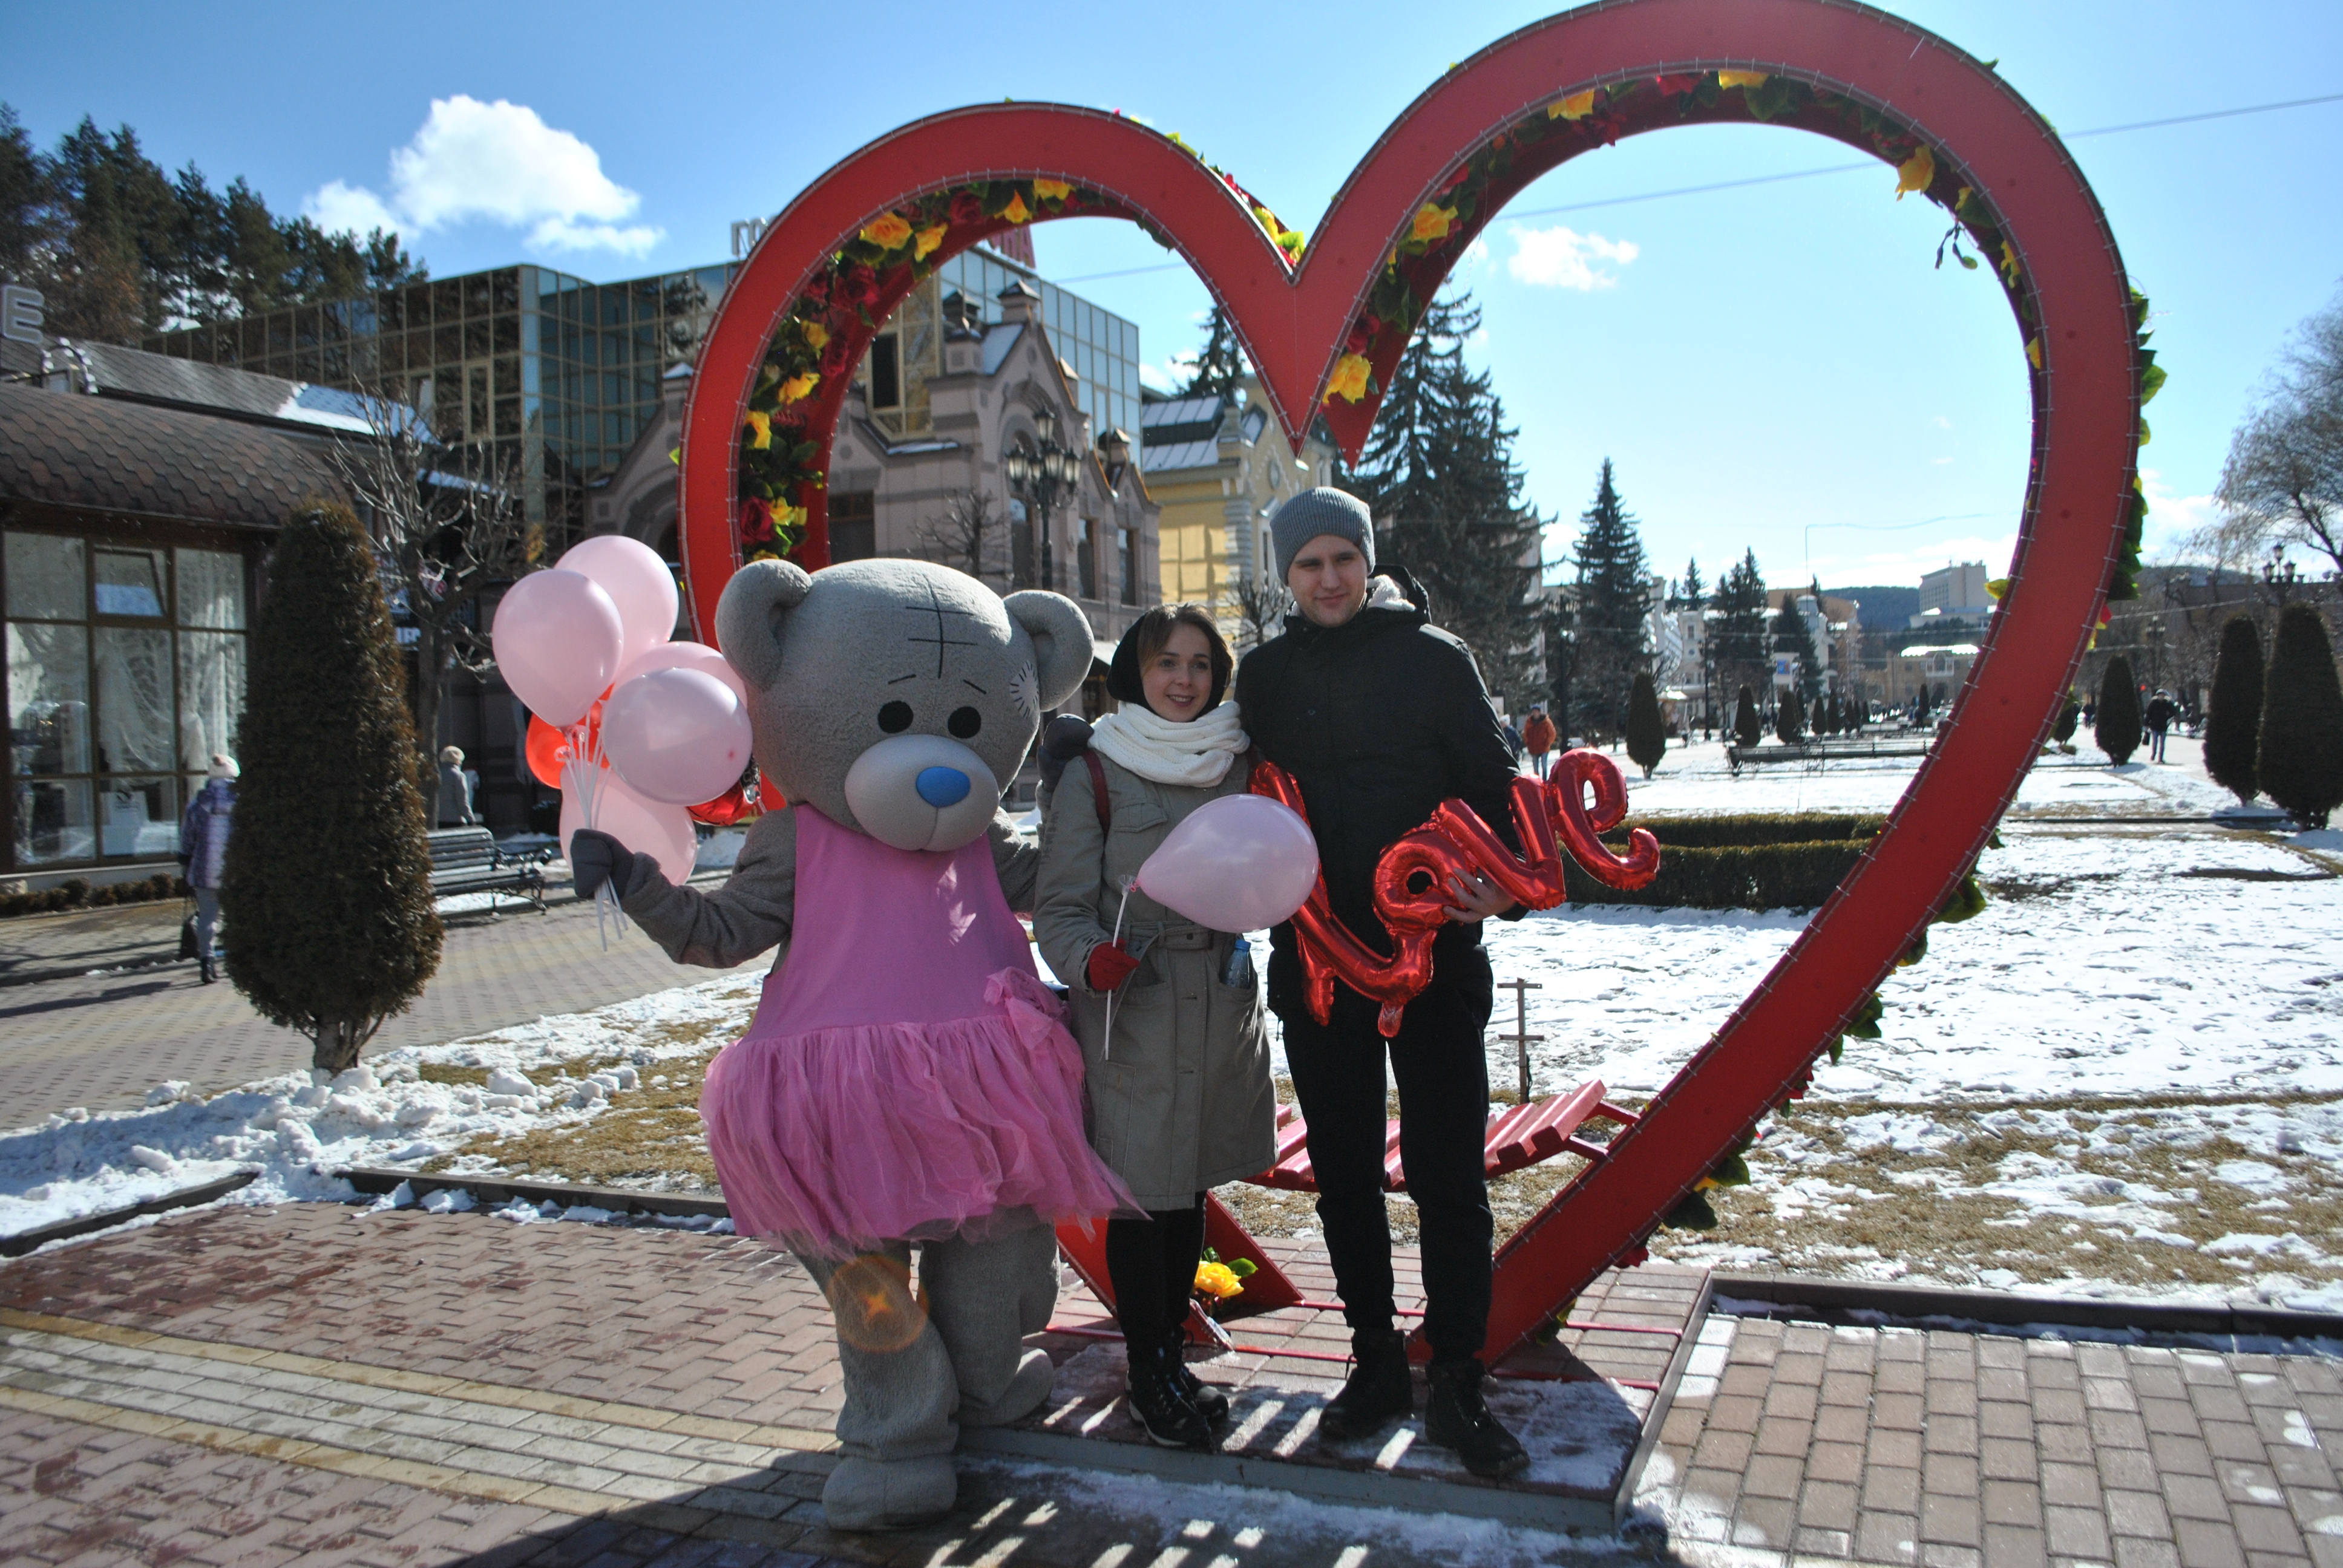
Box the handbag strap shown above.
[1083,749,1111,831]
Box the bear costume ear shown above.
[714,559,813,691]
[1004,590,1094,712]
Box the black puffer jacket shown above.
[1235,597,1523,981]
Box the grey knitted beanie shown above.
[1270,487,1375,581]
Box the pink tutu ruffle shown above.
[702,967,1135,1256]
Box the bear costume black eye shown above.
[878,701,913,733]
[948,707,982,738]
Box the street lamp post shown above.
[1003,410,1084,592]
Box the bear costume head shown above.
[714,558,1093,854]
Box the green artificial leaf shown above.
[1711,1153,1752,1187]
[1663,1190,1719,1230]
[1959,253,1979,270]
[1228,1257,1258,1278]
[2140,363,2167,404]
[1936,873,1988,924]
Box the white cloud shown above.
[1463,237,1493,269]
[304,96,663,257]
[2140,468,2221,560]
[1504,223,1639,290]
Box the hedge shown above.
[1561,812,1887,910]
[0,871,188,920]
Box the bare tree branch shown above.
[914,488,1006,587]
[2215,291,2343,581]
[1231,575,1293,651]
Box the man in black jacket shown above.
[1235,487,1529,1478]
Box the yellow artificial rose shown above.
[779,371,821,404]
[1324,352,1372,405]
[1895,145,1935,200]
[860,212,914,250]
[778,503,808,535]
[802,321,830,351]
[2000,240,2021,281]
[1411,203,1457,243]
[1001,192,1031,224]
[2025,336,2043,371]
[1717,70,1769,90]
[1549,89,1598,120]
[743,410,772,449]
[1985,578,2010,601]
[1193,1261,1244,1300]
[914,223,947,261]
[1032,178,1073,202]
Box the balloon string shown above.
[1102,877,1135,1062]
[563,721,629,951]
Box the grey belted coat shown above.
[1032,751,1277,1212]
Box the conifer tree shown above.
[1181,305,1248,403]
[1734,684,1761,748]
[2052,693,2080,750]
[1709,550,1771,698]
[2259,604,2343,828]
[1676,558,1705,611]
[1775,687,1806,745]
[2095,657,2141,765]
[2204,615,2264,805]
[1626,670,1666,777]
[221,502,442,1073]
[1567,459,1653,742]
[1348,289,1545,710]
[1771,599,1815,701]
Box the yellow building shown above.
[1139,377,1337,647]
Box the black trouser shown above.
[1274,942,1496,1365]
[1105,1195,1206,1353]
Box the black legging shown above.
[1104,1194,1207,1351]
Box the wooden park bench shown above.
[1726,734,1938,775]
[425,826,548,913]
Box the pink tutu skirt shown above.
[701,967,1135,1256]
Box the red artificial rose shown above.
[835,265,882,312]
[949,191,986,227]
[1653,73,1701,96]
[1345,322,1372,356]
[740,497,776,543]
[821,335,856,378]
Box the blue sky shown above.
[9,0,2341,593]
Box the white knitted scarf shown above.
[1089,700,1249,788]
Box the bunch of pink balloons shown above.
[490,536,753,889]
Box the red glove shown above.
[1086,941,1141,992]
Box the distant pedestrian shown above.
[1522,704,1558,780]
[2145,690,2175,763]
[437,745,479,826]
[178,754,237,984]
[1501,717,1525,765]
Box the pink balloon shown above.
[601,669,755,805]
[614,639,750,706]
[557,535,681,670]
[491,570,624,728]
[562,770,698,889]
[1136,795,1320,933]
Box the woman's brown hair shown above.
[1106,603,1234,711]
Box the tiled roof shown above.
[0,381,346,529]
[1140,394,1223,427]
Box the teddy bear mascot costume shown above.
[569,557,1133,1530]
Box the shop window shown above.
[1075,517,1096,599]
[870,335,901,410]
[1118,526,1138,605]
[830,491,877,561]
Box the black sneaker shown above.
[1126,1342,1216,1451]
[1165,1327,1230,1423]
[1317,1328,1412,1442]
[1423,1359,1529,1479]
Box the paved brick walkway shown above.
[0,881,767,1126]
[7,1201,2343,1566]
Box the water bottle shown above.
[1219,935,1254,988]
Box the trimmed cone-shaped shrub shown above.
[2095,658,2141,765]
[1775,688,1806,745]
[2052,693,2081,746]
[2204,615,2264,806]
[222,502,443,1072]
[1626,670,1667,777]
[2260,604,2343,829]
[1734,684,1761,748]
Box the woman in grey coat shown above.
[1035,604,1276,1452]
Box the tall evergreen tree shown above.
[1775,687,1806,745]
[1710,550,1771,698]
[2204,615,2264,806]
[1770,599,1815,708]
[2095,657,2142,765]
[1181,305,1248,403]
[221,503,442,1072]
[2052,693,2080,750]
[1676,557,1705,612]
[1348,289,1546,710]
[1567,459,1652,742]
[1626,670,1666,777]
[2259,604,2343,829]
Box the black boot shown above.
[1164,1323,1230,1423]
[1126,1341,1215,1451]
[1318,1327,1413,1442]
[1423,1359,1529,1479]
[198,953,215,985]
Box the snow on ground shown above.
[7,737,2338,1307]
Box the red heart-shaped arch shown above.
[678,0,2139,1361]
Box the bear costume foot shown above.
[821,1454,957,1531]
[957,1345,1055,1428]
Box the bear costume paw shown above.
[821,1453,956,1531]
[957,1346,1056,1428]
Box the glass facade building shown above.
[145,263,740,541]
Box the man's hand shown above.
[570,829,635,902]
[1086,941,1142,991]
[1441,867,1515,924]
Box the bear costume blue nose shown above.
[916,766,972,808]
